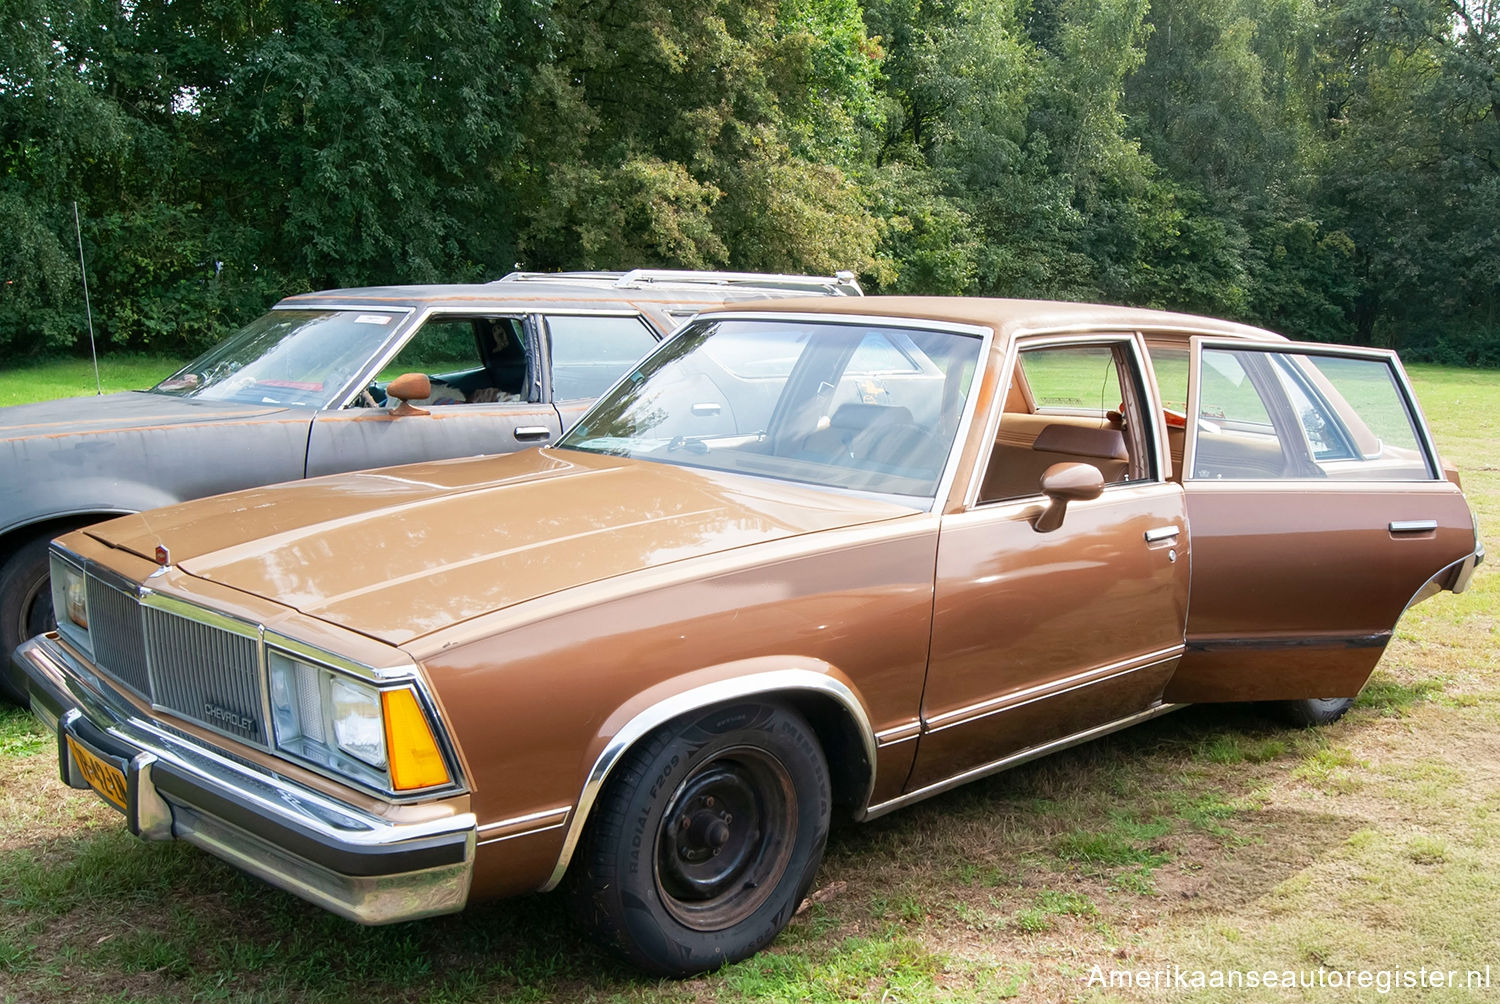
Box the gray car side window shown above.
[545,315,659,401]
[363,316,531,406]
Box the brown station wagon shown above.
[11,297,1483,975]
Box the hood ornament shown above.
[154,545,170,567]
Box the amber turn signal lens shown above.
[381,688,450,790]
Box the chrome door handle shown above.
[1389,519,1438,533]
[513,426,553,441]
[1144,526,1180,543]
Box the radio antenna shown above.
[72,201,102,396]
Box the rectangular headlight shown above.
[329,676,387,768]
[49,553,91,653]
[266,649,449,793]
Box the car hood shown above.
[0,391,297,442]
[87,449,917,646]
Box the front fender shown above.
[0,478,181,540]
[0,411,310,541]
[539,659,877,892]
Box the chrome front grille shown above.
[83,574,267,746]
[145,608,263,744]
[87,575,151,698]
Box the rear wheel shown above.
[1275,696,1355,726]
[570,701,830,976]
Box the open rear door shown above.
[1163,338,1477,703]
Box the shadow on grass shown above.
[0,702,1382,1003]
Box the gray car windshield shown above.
[560,318,984,498]
[150,309,406,407]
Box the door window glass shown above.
[980,342,1148,503]
[1019,345,1122,412]
[369,316,529,406]
[547,315,658,400]
[1192,348,1432,481]
[1148,346,1190,413]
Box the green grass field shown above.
[0,355,183,407]
[0,359,1494,1002]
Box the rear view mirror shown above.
[387,373,432,417]
[1033,462,1104,533]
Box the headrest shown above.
[829,403,914,430]
[1032,423,1128,461]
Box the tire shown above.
[570,701,830,976]
[0,531,61,704]
[1276,696,1356,727]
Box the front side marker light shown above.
[382,688,451,790]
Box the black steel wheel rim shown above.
[654,746,797,931]
[19,576,52,641]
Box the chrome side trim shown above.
[861,703,1187,820]
[476,806,571,846]
[1181,479,1460,494]
[1389,519,1439,533]
[875,721,922,746]
[921,645,1183,734]
[539,670,877,892]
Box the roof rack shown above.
[493,269,863,296]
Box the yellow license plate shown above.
[66,735,128,811]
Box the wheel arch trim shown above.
[539,668,877,892]
[1,509,135,549]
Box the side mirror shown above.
[386,372,432,417]
[1033,462,1104,533]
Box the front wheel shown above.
[0,531,63,704]
[570,702,830,976]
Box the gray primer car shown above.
[0,270,861,688]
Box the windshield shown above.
[151,308,407,407]
[560,317,984,498]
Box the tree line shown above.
[2,0,1497,364]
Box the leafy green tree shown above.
[511,0,881,274]
[1316,0,1500,359]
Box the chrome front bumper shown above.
[12,634,476,925]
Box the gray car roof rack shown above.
[493,269,863,297]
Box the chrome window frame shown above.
[321,304,526,411]
[255,303,417,410]
[961,329,1170,510]
[536,311,664,404]
[556,311,996,515]
[1183,338,1441,485]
